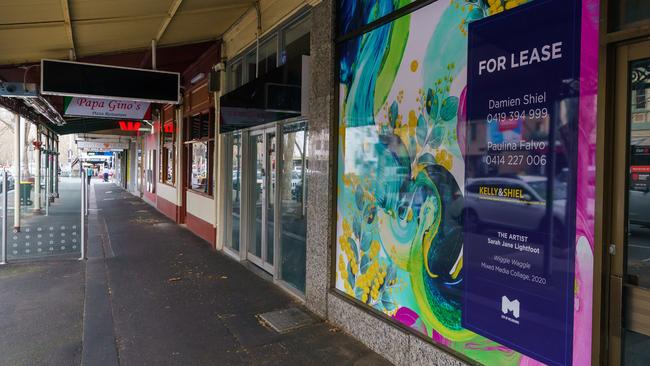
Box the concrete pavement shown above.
[0,181,391,366]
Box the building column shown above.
[34,127,41,212]
[305,0,335,318]
[13,113,20,230]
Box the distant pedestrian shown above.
[86,167,93,185]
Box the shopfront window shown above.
[333,1,599,365]
[228,60,243,91]
[245,50,257,82]
[282,17,311,63]
[259,36,278,76]
[226,14,309,94]
[618,54,650,366]
[279,120,308,292]
[187,113,214,195]
[160,119,176,185]
[146,149,156,193]
[614,0,650,30]
[226,132,242,252]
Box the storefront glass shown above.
[190,142,208,192]
[266,133,276,267]
[146,148,155,193]
[229,61,243,91]
[614,0,650,30]
[259,36,278,77]
[282,17,311,63]
[228,132,242,252]
[334,1,599,365]
[161,119,175,185]
[249,133,264,259]
[280,120,308,292]
[187,113,214,195]
[623,58,650,366]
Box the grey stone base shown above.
[326,294,469,366]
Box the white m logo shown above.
[501,296,520,319]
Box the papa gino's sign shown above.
[63,97,152,120]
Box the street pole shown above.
[1,171,7,264]
[34,129,41,212]
[13,113,20,231]
[80,170,85,260]
[45,152,50,216]
[54,139,59,198]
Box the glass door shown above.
[225,132,242,253]
[609,40,650,366]
[278,120,308,293]
[247,128,275,273]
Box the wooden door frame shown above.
[604,39,650,366]
[596,2,650,364]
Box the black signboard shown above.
[41,59,180,104]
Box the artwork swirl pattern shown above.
[334,1,552,365]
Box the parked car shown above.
[0,172,15,193]
[464,176,568,247]
[629,187,650,227]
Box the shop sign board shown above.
[64,97,152,120]
[77,141,128,150]
[463,0,581,364]
[41,59,180,104]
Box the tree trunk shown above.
[282,133,297,200]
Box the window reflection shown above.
[161,119,175,185]
[229,133,242,252]
[627,59,650,289]
[190,142,208,192]
[187,113,214,195]
[280,121,308,292]
[282,17,311,64]
[259,36,278,76]
[615,0,650,30]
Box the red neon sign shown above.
[119,120,141,131]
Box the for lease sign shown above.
[63,97,152,120]
[463,0,582,365]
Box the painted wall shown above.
[186,190,215,225]
[157,183,177,206]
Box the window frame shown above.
[227,58,244,92]
[225,10,311,92]
[185,110,215,196]
[279,15,312,65]
[159,114,177,187]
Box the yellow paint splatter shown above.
[410,60,419,72]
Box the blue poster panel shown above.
[463,0,581,365]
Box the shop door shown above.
[247,128,276,273]
[608,40,650,366]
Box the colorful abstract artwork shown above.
[335,0,598,365]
